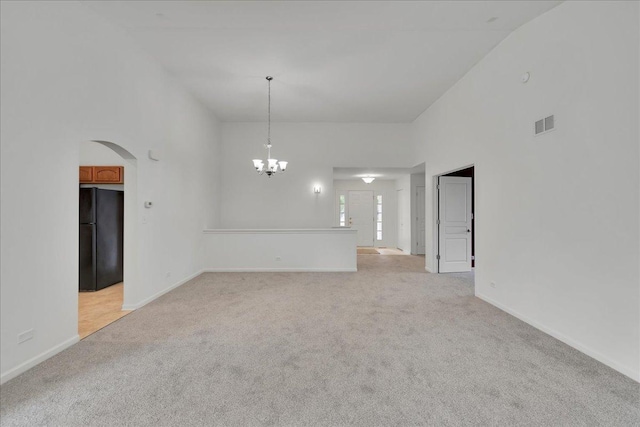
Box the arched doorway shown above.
[78,140,138,338]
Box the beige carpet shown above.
[1,255,638,426]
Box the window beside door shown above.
[338,194,346,226]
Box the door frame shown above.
[414,186,426,255]
[433,163,475,273]
[80,140,139,311]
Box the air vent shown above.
[534,115,555,136]
[544,115,554,131]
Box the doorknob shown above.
[467,229,471,233]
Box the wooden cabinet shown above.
[79,166,93,182]
[94,166,122,183]
[79,166,124,184]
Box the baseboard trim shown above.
[425,266,434,273]
[1,334,80,385]
[202,267,357,273]
[122,269,204,310]
[1,270,205,385]
[476,293,640,382]
[121,266,359,309]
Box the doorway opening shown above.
[333,177,397,249]
[435,165,475,273]
[409,167,426,256]
[78,140,137,339]
[332,165,425,256]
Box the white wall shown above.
[333,179,398,248]
[395,175,412,253]
[219,123,413,229]
[80,142,126,166]
[0,2,221,383]
[411,1,639,380]
[202,229,357,272]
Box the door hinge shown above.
[471,255,475,260]
[437,254,441,260]
[471,213,474,220]
[437,184,440,190]
[437,219,440,225]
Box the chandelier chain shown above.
[267,77,271,146]
[252,75,286,177]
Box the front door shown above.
[348,190,374,246]
[438,176,472,272]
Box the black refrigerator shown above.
[79,188,124,291]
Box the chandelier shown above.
[252,76,287,177]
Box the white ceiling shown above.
[333,166,425,181]
[84,1,562,123]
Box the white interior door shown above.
[349,190,374,246]
[416,186,426,254]
[438,176,472,272]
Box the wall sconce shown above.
[313,185,322,194]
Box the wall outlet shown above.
[17,329,34,344]
[490,282,497,289]
[275,256,281,261]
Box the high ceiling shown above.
[333,166,425,181]
[84,1,562,123]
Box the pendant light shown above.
[252,76,287,177]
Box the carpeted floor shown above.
[1,255,638,426]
